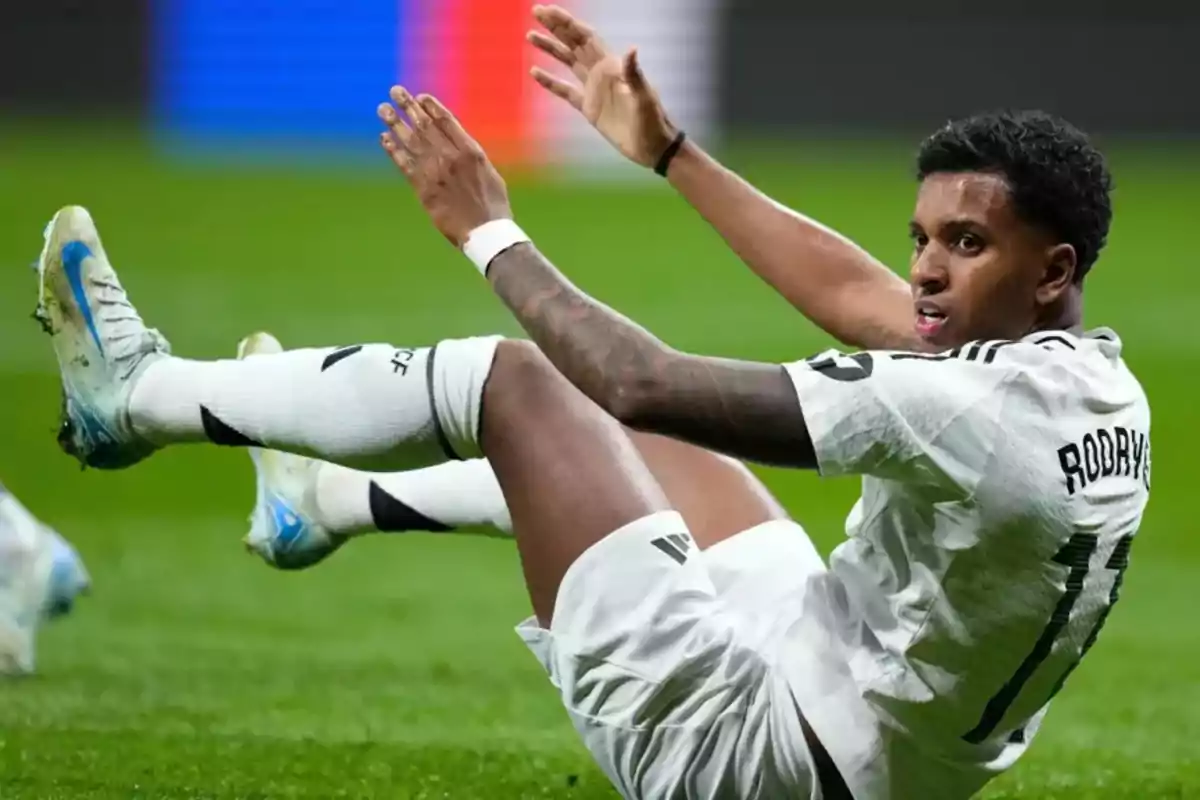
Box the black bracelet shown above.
[653,131,687,177]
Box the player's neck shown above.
[1029,289,1084,337]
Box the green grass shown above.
[1,126,1198,797]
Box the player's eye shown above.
[955,233,984,254]
[911,232,929,251]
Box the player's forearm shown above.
[487,243,816,468]
[486,243,665,418]
[666,140,917,350]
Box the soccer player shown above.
[32,22,1149,800]
[0,481,91,675]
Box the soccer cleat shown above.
[34,206,170,469]
[0,488,91,676]
[239,332,345,570]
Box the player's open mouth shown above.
[915,307,948,339]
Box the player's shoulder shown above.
[980,327,1146,409]
[989,327,1130,375]
[872,327,1144,406]
[796,327,1145,409]
[887,327,1128,375]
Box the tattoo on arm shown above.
[487,243,817,468]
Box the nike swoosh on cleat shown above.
[268,496,306,550]
[62,241,105,355]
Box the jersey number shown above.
[806,352,874,382]
[962,532,1133,745]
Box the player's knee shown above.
[489,339,577,414]
[494,338,548,374]
[491,339,648,428]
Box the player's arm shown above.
[380,91,1003,479]
[378,89,817,467]
[486,243,1013,483]
[488,242,818,469]
[664,140,916,351]
[527,5,918,352]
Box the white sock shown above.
[314,458,512,535]
[129,337,500,472]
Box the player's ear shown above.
[1036,243,1076,305]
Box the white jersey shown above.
[783,329,1150,799]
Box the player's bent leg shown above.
[484,341,816,797]
[245,426,788,572]
[235,332,512,568]
[248,433,784,572]
[286,432,786,571]
[234,331,786,570]
[480,340,671,621]
[249,437,790,573]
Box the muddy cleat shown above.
[238,333,345,570]
[0,487,91,676]
[35,206,170,469]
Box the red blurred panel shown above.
[444,0,534,164]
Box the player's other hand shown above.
[377,87,512,247]
[528,4,677,169]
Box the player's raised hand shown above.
[528,4,677,169]
[377,87,513,247]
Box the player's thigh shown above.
[483,341,674,625]
[628,430,790,549]
[517,510,817,799]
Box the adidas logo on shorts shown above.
[650,533,693,565]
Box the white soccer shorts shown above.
[517,511,837,799]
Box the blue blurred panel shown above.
[153,0,401,145]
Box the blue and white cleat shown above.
[35,206,170,469]
[239,332,345,570]
[0,487,91,676]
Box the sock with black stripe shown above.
[312,458,512,535]
[128,337,501,472]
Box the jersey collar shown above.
[1022,327,1122,356]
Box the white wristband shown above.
[462,219,531,275]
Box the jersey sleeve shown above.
[785,345,1018,487]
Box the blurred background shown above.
[6,0,1200,161]
[1,2,1198,798]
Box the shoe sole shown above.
[34,207,154,469]
[35,206,105,465]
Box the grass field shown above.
[1,125,1198,798]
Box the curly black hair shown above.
[916,110,1113,282]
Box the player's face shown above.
[908,172,1074,350]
